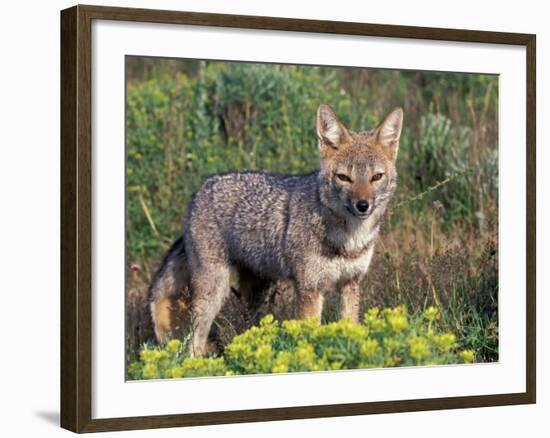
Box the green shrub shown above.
[127,306,475,380]
[126,61,498,263]
[396,112,497,228]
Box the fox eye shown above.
[336,173,352,183]
[371,173,384,182]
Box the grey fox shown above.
[148,104,403,356]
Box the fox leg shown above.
[189,264,231,357]
[237,267,271,326]
[339,278,361,323]
[297,288,324,321]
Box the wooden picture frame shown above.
[60,4,536,433]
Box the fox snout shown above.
[355,199,370,214]
[347,197,373,219]
[349,184,375,218]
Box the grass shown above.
[125,57,499,377]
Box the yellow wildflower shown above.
[360,338,380,359]
[272,351,291,374]
[142,363,160,379]
[433,333,457,352]
[459,350,475,363]
[260,314,275,327]
[409,337,430,361]
[282,320,303,338]
[167,366,184,378]
[166,339,181,353]
[424,306,440,322]
[140,349,161,362]
[383,337,401,352]
[388,314,408,332]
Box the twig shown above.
[139,191,160,237]
[393,167,472,209]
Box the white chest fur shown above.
[328,244,375,282]
[298,212,381,290]
[304,244,376,290]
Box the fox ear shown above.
[375,107,403,160]
[316,104,350,153]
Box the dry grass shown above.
[127,211,498,364]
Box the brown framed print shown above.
[60,4,536,433]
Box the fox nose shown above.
[356,200,370,213]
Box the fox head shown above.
[316,104,403,221]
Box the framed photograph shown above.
[60,4,536,433]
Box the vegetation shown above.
[128,307,475,379]
[125,57,498,377]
